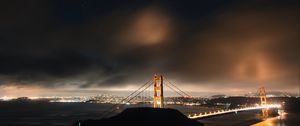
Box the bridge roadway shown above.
[188,104,281,119]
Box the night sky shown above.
[0,0,299,97]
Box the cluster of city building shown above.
[0,95,207,105]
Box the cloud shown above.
[0,0,299,94]
[166,1,299,90]
[118,7,172,46]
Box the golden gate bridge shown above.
[100,74,282,120]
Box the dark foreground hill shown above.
[74,107,204,126]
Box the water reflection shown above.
[252,113,292,126]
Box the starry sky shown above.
[0,0,299,97]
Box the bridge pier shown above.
[259,87,268,118]
[153,74,164,108]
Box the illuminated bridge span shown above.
[188,104,281,119]
[101,74,282,119]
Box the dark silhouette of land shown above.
[74,107,204,126]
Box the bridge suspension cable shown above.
[165,83,186,97]
[100,79,153,118]
[124,82,153,105]
[100,75,193,118]
[164,77,192,98]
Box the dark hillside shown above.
[74,107,204,126]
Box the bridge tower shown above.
[259,87,268,118]
[153,74,164,108]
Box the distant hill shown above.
[74,107,204,126]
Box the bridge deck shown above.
[188,104,281,119]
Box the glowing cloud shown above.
[120,7,171,46]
